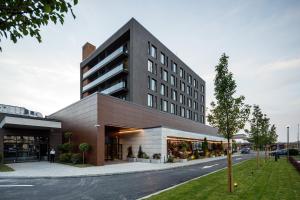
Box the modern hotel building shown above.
[0,18,225,165]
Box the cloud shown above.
[259,57,300,72]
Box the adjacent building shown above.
[0,105,61,163]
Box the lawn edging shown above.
[137,159,248,200]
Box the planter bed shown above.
[127,157,137,162]
[150,159,161,164]
[289,156,300,173]
[174,158,188,163]
[136,158,150,163]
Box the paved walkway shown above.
[0,155,238,178]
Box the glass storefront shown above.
[3,135,49,162]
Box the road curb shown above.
[0,155,245,179]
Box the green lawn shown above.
[148,158,300,200]
[0,164,14,172]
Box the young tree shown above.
[266,124,278,159]
[208,53,250,192]
[0,0,78,51]
[261,114,270,161]
[79,143,90,164]
[64,132,73,144]
[246,105,263,168]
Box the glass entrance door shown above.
[105,136,122,160]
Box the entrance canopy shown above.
[0,114,61,130]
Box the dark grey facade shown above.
[80,18,206,124]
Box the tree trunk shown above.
[265,146,267,162]
[256,147,259,169]
[227,140,233,192]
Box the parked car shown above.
[240,148,251,154]
[270,149,287,156]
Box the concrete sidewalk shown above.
[0,155,239,178]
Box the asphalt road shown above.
[0,153,255,200]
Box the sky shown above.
[0,0,299,142]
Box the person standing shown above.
[50,148,56,163]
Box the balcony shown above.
[83,46,127,80]
[82,64,127,93]
[100,81,126,95]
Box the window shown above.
[162,70,168,82]
[149,78,157,91]
[201,115,205,123]
[150,45,157,58]
[188,75,192,84]
[181,81,185,92]
[161,99,168,112]
[170,75,175,86]
[179,94,184,104]
[193,101,198,110]
[194,90,198,99]
[187,98,192,108]
[160,53,165,64]
[147,94,153,107]
[186,110,191,119]
[187,86,190,95]
[179,68,183,78]
[160,84,166,96]
[172,62,177,73]
[194,113,198,121]
[193,79,197,87]
[181,107,185,117]
[147,60,153,73]
[201,105,205,113]
[171,89,177,101]
[201,85,205,93]
[201,95,204,103]
[170,103,175,114]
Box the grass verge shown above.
[0,164,14,172]
[148,158,300,200]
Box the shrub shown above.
[289,149,299,156]
[59,153,72,163]
[127,146,134,158]
[167,155,174,163]
[63,143,74,153]
[289,156,300,173]
[152,153,161,159]
[58,144,65,152]
[179,151,189,159]
[58,143,74,153]
[71,153,82,164]
[138,145,143,158]
[194,150,200,159]
[180,142,189,151]
[143,152,149,159]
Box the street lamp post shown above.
[298,124,300,151]
[286,126,290,162]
